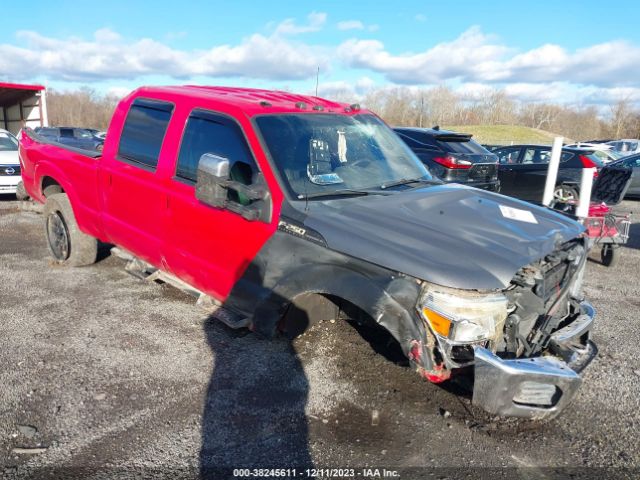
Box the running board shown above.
[110,247,251,330]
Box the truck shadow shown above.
[199,298,314,478]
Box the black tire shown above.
[553,185,579,203]
[15,181,30,201]
[601,244,620,267]
[43,193,98,266]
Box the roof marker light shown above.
[295,102,307,109]
[312,105,324,111]
[350,103,360,111]
[259,100,272,107]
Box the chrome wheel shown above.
[47,211,70,261]
[553,186,577,202]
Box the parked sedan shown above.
[0,129,21,195]
[34,126,104,151]
[394,127,499,191]
[493,144,603,202]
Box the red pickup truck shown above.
[19,86,597,419]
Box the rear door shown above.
[495,147,522,196]
[163,109,274,300]
[100,98,174,266]
[511,147,552,201]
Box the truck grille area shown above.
[0,165,21,176]
[498,240,586,358]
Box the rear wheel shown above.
[43,193,97,266]
[601,244,620,267]
[554,185,579,203]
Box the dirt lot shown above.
[1,196,639,479]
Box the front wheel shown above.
[601,244,620,267]
[43,193,98,266]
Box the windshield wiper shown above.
[379,177,441,190]
[297,189,388,200]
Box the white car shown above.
[0,129,21,194]
[566,142,624,164]
[606,139,640,156]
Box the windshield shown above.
[255,114,431,198]
[0,132,18,152]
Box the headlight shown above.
[418,283,508,344]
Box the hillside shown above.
[443,124,572,145]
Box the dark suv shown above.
[34,127,104,152]
[394,127,500,191]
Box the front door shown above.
[163,109,275,300]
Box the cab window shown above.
[118,99,174,169]
[176,110,257,205]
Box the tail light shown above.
[433,156,472,169]
[579,155,599,177]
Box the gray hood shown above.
[303,184,585,290]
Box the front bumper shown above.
[472,301,597,419]
[0,184,18,193]
[0,176,21,194]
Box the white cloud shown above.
[2,19,640,109]
[0,27,327,82]
[338,27,510,84]
[337,26,640,89]
[275,11,327,35]
[337,20,364,31]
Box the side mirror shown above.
[195,152,272,222]
[195,153,230,208]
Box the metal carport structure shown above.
[0,82,48,135]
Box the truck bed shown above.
[19,128,105,240]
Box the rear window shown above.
[437,137,489,155]
[396,130,440,149]
[118,99,174,169]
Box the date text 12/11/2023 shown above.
[232,468,400,478]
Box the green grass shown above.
[443,125,572,145]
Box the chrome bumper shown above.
[472,301,597,419]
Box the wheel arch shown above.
[251,263,432,368]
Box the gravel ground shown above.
[0,195,639,479]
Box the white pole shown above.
[576,168,595,219]
[542,136,564,206]
[40,89,49,127]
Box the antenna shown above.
[315,66,319,97]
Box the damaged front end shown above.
[414,239,596,419]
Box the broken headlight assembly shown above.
[417,283,508,344]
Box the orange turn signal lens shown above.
[422,307,452,337]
